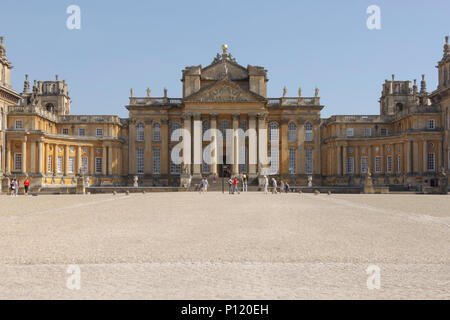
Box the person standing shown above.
[243,173,248,192]
[24,177,31,196]
[272,178,278,194]
[228,177,233,194]
[203,177,208,193]
[14,179,19,196]
[10,179,15,197]
[233,177,240,194]
[263,175,269,194]
[285,181,290,193]
[280,180,285,194]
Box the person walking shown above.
[280,180,285,194]
[202,177,208,193]
[24,177,30,195]
[243,173,248,192]
[263,175,269,194]
[272,177,278,194]
[14,179,19,196]
[213,173,217,184]
[10,179,15,197]
[233,177,240,194]
[285,181,290,193]
[228,177,233,194]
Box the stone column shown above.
[161,118,169,174]
[38,140,44,175]
[108,145,113,175]
[193,113,202,176]
[22,137,27,174]
[423,140,428,173]
[89,146,95,175]
[210,113,218,175]
[257,114,268,175]
[64,145,69,175]
[248,114,257,176]
[380,144,385,174]
[30,141,36,173]
[413,141,419,173]
[182,113,192,174]
[6,140,11,174]
[406,141,412,173]
[296,119,305,175]
[437,141,442,171]
[280,119,289,175]
[102,146,107,176]
[128,120,136,174]
[355,145,360,174]
[77,146,82,174]
[342,145,347,174]
[144,120,153,174]
[337,145,342,175]
[232,113,240,175]
[368,145,373,173]
[53,144,58,174]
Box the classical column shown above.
[337,145,342,175]
[38,140,44,175]
[77,146,82,174]
[248,114,257,176]
[22,137,27,174]
[144,120,153,174]
[89,146,95,175]
[297,119,305,175]
[257,114,268,175]
[64,145,69,175]
[6,140,11,174]
[422,140,428,173]
[182,113,192,174]
[53,144,58,174]
[210,113,218,175]
[102,146,107,175]
[108,145,113,175]
[368,145,373,173]
[232,113,240,175]
[161,118,169,174]
[30,141,36,173]
[280,119,289,175]
[380,144,384,174]
[406,140,412,173]
[354,145,360,174]
[192,113,202,176]
[413,141,419,173]
[128,120,136,174]
[342,145,347,174]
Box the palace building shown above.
[0,37,449,192]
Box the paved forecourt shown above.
[0,192,449,299]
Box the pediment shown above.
[201,60,248,81]
[184,80,265,103]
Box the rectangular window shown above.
[375,156,381,173]
[305,131,313,142]
[95,157,103,174]
[62,128,69,135]
[364,127,371,137]
[81,156,88,174]
[346,128,354,137]
[427,119,436,130]
[427,153,435,172]
[78,128,85,136]
[96,128,103,137]
[397,155,401,173]
[68,157,75,173]
[305,148,313,174]
[15,120,23,129]
[14,153,22,171]
[170,160,181,175]
[361,156,368,174]
[153,148,160,174]
[268,146,279,175]
[346,157,354,174]
[136,148,144,174]
[48,155,52,173]
[386,156,393,173]
[380,128,388,136]
[289,148,296,174]
[57,156,63,173]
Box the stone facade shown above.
[0,37,449,192]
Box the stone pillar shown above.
[30,141,36,173]
[6,140,11,174]
[128,121,136,174]
[368,145,373,173]
[108,145,113,175]
[53,144,58,174]
[38,140,44,175]
[380,144,384,174]
[77,146,82,174]
[193,113,202,176]
[423,140,428,173]
[355,145,360,174]
[144,120,153,174]
[161,118,169,174]
[248,114,257,176]
[64,145,69,175]
[297,119,305,175]
[232,113,240,175]
[89,146,95,175]
[22,137,27,174]
[102,146,107,176]
[337,145,342,175]
[413,141,419,173]
[342,145,347,174]
[406,141,412,173]
[210,113,218,175]
[257,114,268,175]
[182,113,192,174]
[280,119,289,175]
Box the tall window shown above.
[305,148,313,174]
[346,157,354,174]
[48,155,52,173]
[364,127,371,137]
[95,157,103,174]
[137,123,144,142]
[202,147,210,174]
[427,153,435,172]
[170,122,181,142]
[346,128,354,137]
[219,120,230,140]
[397,155,401,173]
[268,122,279,142]
[153,123,161,142]
[14,153,22,171]
[386,156,393,173]
[78,128,85,136]
[202,120,210,136]
[289,148,296,174]
[170,150,181,175]
[96,128,103,137]
[153,148,161,174]
[427,119,436,130]
[69,157,75,173]
[288,122,296,142]
[57,156,63,173]
[268,147,279,175]
[15,120,23,129]
[239,147,247,173]
[136,148,144,174]
[305,122,313,141]
[361,156,368,173]
[81,156,88,174]
[374,156,381,173]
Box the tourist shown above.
[264,175,268,194]
[243,173,248,192]
[280,180,285,194]
[272,178,278,194]
[24,177,30,195]
[10,179,15,196]
[213,173,217,183]
[228,177,233,194]
[233,177,240,194]
[202,177,208,193]
[14,179,19,196]
[285,181,290,193]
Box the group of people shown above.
[9,177,31,196]
[263,176,290,194]
[195,177,209,193]
[227,173,248,194]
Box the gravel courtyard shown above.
[0,192,449,299]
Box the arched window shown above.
[136,123,144,141]
[170,122,181,141]
[153,122,161,141]
[288,122,296,141]
[305,122,313,141]
[268,122,279,142]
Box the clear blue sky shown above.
[1,0,449,118]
